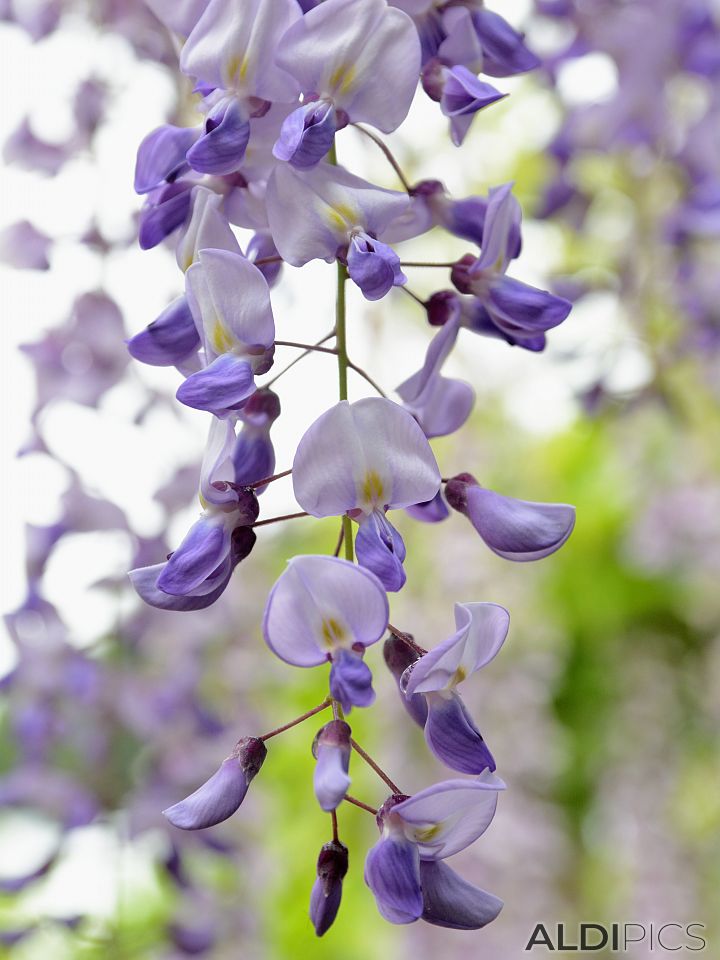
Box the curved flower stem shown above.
[352,122,412,193]
[350,738,401,793]
[400,260,458,268]
[344,794,378,816]
[248,467,293,489]
[252,511,309,528]
[399,285,427,306]
[274,340,338,354]
[260,699,331,741]
[347,360,388,398]
[333,523,345,557]
[331,809,339,842]
[263,330,337,388]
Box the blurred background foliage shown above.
[1,1,720,958]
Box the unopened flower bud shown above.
[310,840,348,937]
[312,720,351,812]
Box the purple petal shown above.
[487,275,572,335]
[187,97,250,175]
[347,232,406,300]
[176,354,256,419]
[364,835,423,925]
[470,9,541,76]
[463,484,576,561]
[329,648,376,714]
[128,559,235,611]
[127,296,200,367]
[420,860,503,929]
[405,491,450,523]
[403,602,510,695]
[355,511,407,592]
[163,738,266,830]
[157,517,231,596]
[247,230,283,286]
[134,124,198,194]
[394,772,504,860]
[263,555,389,667]
[423,692,496,775]
[273,101,338,169]
[138,181,193,249]
[0,220,52,270]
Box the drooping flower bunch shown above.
[533,0,720,395]
[127,0,576,936]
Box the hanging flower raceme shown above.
[292,398,441,590]
[176,248,275,418]
[266,162,411,300]
[129,419,258,610]
[445,472,576,561]
[364,774,504,928]
[263,555,389,712]
[273,0,420,168]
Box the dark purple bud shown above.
[163,736,267,830]
[187,97,250,175]
[312,720,351,812]
[444,472,477,515]
[409,178,444,199]
[450,254,477,294]
[383,633,429,728]
[425,290,460,327]
[126,296,200,367]
[423,691,495,774]
[420,860,503,930]
[329,648,375,714]
[310,840,349,937]
[134,124,198,194]
[421,58,445,103]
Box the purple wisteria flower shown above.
[176,248,275,418]
[451,182,572,349]
[312,719,351,811]
[292,398,441,590]
[445,472,576,561]
[273,0,420,167]
[164,736,267,830]
[129,419,259,610]
[399,602,509,773]
[263,555,389,712]
[266,162,410,300]
[365,774,504,928]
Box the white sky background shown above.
[0,3,646,658]
[0,0,654,930]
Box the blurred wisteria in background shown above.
[1,0,719,957]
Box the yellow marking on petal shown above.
[210,319,235,355]
[321,617,347,648]
[226,54,250,87]
[414,823,441,843]
[199,492,209,510]
[329,63,356,98]
[326,201,359,233]
[362,470,385,506]
[452,666,467,687]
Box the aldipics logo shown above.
[525,923,707,953]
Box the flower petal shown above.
[423,692,496,776]
[364,835,423,925]
[420,860,503,929]
[187,97,250,175]
[465,485,576,561]
[176,354,256,418]
[156,516,231,596]
[329,648,376,713]
[127,296,200,367]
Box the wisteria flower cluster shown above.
[126,0,575,937]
